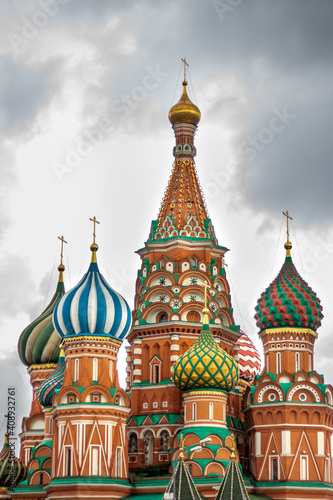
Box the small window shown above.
[272,458,278,480]
[68,394,76,404]
[116,448,121,477]
[162,401,168,408]
[209,402,213,420]
[153,402,158,408]
[157,312,168,323]
[193,403,196,421]
[93,358,98,381]
[188,463,193,476]
[66,449,71,476]
[39,473,43,485]
[74,359,79,382]
[295,352,300,372]
[153,364,160,384]
[49,418,53,434]
[143,402,148,409]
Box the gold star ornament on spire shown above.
[282,210,293,257]
[89,216,100,262]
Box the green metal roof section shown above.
[129,413,182,426]
[215,456,250,500]
[165,457,202,500]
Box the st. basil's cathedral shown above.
[1,64,333,500]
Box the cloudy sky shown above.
[1,0,333,443]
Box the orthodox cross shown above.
[222,257,228,268]
[89,216,100,244]
[58,235,67,266]
[181,57,189,81]
[201,280,211,308]
[282,210,293,242]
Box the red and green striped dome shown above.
[255,255,323,332]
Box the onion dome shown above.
[169,80,201,126]
[0,428,27,488]
[37,345,66,407]
[18,265,65,367]
[255,241,323,332]
[235,331,261,384]
[53,243,132,341]
[172,308,239,391]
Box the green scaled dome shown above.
[255,246,323,332]
[172,323,239,392]
[0,432,27,488]
[18,266,65,366]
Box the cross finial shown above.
[89,216,100,263]
[201,280,211,308]
[89,216,100,244]
[58,235,67,266]
[282,210,293,242]
[222,257,228,268]
[181,57,189,82]
[4,414,9,444]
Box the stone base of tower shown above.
[253,481,333,499]
[43,477,131,499]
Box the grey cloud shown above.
[0,57,61,133]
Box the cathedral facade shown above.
[1,70,333,500]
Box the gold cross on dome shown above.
[58,235,67,266]
[89,216,100,244]
[181,57,189,81]
[222,257,228,268]
[282,210,293,242]
[201,280,211,308]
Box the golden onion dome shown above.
[172,322,239,392]
[168,80,201,126]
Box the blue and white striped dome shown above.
[53,259,132,341]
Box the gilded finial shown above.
[4,414,9,445]
[282,210,293,257]
[59,343,65,358]
[89,216,100,263]
[230,434,236,460]
[57,235,67,282]
[201,281,211,325]
[178,434,185,459]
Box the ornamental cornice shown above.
[259,327,317,339]
[63,336,122,345]
[28,363,57,372]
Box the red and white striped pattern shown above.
[236,332,261,383]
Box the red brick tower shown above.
[244,218,333,499]
[126,69,242,471]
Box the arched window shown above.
[157,312,168,323]
[49,418,53,434]
[39,473,43,485]
[116,448,121,477]
[193,403,196,421]
[153,364,159,384]
[109,360,113,382]
[276,352,281,374]
[74,359,79,382]
[66,448,71,476]
[93,358,98,381]
[209,402,213,420]
[295,352,300,372]
[190,257,197,268]
[188,463,193,476]
[186,311,201,322]
[272,458,278,480]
